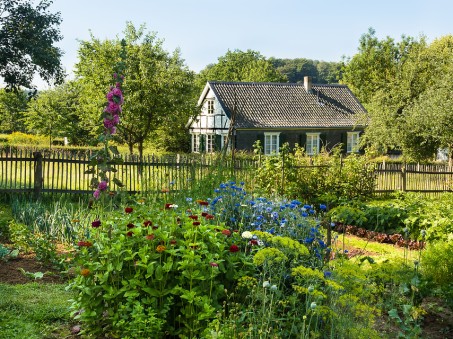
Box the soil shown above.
[0,244,452,338]
[0,252,66,284]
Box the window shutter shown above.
[320,133,327,151]
[358,131,365,154]
[299,134,306,150]
[340,132,347,153]
[256,133,265,153]
[200,134,206,153]
[215,134,222,151]
[279,133,286,147]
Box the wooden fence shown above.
[0,149,258,197]
[0,149,452,197]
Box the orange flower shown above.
[221,229,231,236]
[156,245,166,253]
[81,268,90,277]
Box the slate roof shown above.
[208,81,366,129]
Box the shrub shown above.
[254,143,376,205]
[421,239,453,306]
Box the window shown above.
[306,133,320,155]
[192,134,200,153]
[264,133,280,155]
[207,100,214,114]
[222,135,230,150]
[206,134,214,153]
[347,132,360,153]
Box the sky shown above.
[36,0,453,88]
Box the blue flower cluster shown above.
[207,181,330,264]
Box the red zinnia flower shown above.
[170,239,177,246]
[127,223,135,229]
[165,203,172,209]
[156,245,166,253]
[229,244,240,253]
[143,220,152,227]
[125,207,133,214]
[189,215,198,220]
[249,239,259,245]
[152,225,159,230]
[210,262,219,267]
[205,214,214,220]
[193,221,200,226]
[145,234,155,240]
[91,220,101,228]
[126,231,133,237]
[201,212,208,217]
[198,201,209,206]
[222,229,231,236]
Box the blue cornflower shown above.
[302,212,308,217]
[214,188,220,193]
[271,211,279,219]
[186,197,192,202]
[324,271,332,278]
[319,204,327,211]
[268,227,275,234]
[303,204,312,209]
[266,207,273,213]
[304,237,314,244]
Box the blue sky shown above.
[44,0,453,86]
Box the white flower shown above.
[262,281,270,288]
[242,231,253,239]
[310,302,317,310]
[169,204,178,209]
[270,285,278,291]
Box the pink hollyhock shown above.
[106,102,120,114]
[93,189,101,199]
[98,181,108,191]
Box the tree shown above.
[196,49,286,90]
[25,81,89,145]
[340,28,428,154]
[75,23,197,156]
[269,58,340,84]
[0,0,64,90]
[0,88,28,132]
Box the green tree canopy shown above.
[0,0,64,90]
[0,88,28,132]
[196,49,286,90]
[25,81,88,145]
[270,58,341,84]
[75,23,197,156]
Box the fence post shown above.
[33,151,43,199]
[401,164,407,192]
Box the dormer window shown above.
[207,100,214,114]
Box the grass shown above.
[334,233,421,262]
[0,283,74,339]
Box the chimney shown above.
[304,76,312,93]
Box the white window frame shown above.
[192,134,200,153]
[206,134,214,153]
[264,132,280,155]
[347,132,360,153]
[306,133,321,155]
[207,100,214,114]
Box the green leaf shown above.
[112,177,124,187]
[109,145,120,155]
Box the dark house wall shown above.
[235,129,363,153]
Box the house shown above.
[187,76,367,155]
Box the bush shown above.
[254,144,376,205]
[422,239,453,306]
